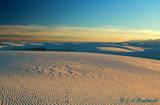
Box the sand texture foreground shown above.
[0,51,160,105]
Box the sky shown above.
[0,0,160,42]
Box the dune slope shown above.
[0,51,160,105]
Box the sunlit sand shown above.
[0,42,160,104]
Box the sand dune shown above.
[122,46,145,51]
[0,51,160,105]
[97,47,133,52]
[1,42,160,60]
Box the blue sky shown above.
[1,0,160,42]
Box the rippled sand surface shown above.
[0,51,160,105]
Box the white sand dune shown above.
[0,51,160,105]
[122,46,146,51]
[97,47,133,52]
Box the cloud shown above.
[0,25,160,42]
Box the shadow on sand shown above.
[1,42,160,60]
